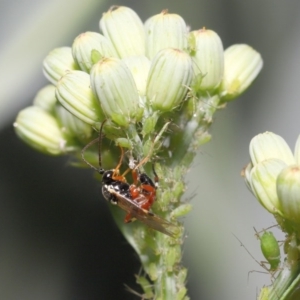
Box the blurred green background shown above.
[1,0,300,299]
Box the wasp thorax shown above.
[102,170,115,184]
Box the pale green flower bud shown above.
[55,104,92,141]
[122,55,150,97]
[277,165,300,223]
[146,48,193,112]
[56,70,104,127]
[14,106,72,155]
[189,28,224,92]
[90,57,142,127]
[100,6,145,58]
[220,44,263,101]
[250,158,287,213]
[72,31,117,73]
[144,10,187,59]
[33,84,56,113]
[250,132,295,166]
[43,47,79,85]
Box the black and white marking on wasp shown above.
[81,121,177,237]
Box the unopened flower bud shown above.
[55,104,92,141]
[145,10,187,59]
[100,6,145,58]
[220,44,263,101]
[146,48,193,112]
[72,31,117,72]
[90,57,142,127]
[250,158,287,213]
[33,85,57,113]
[250,132,295,166]
[43,47,79,85]
[122,55,150,97]
[189,28,224,92]
[56,70,104,127]
[14,106,72,155]
[277,165,300,224]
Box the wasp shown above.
[81,121,177,237]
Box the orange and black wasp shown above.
[81,121,177,237]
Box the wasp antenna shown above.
[134,142,155,171]
[81,138,100,172]
[81,120,107,173]
[98,119,107,169]
[134,122,171,171]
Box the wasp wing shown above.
[107,188,177,237]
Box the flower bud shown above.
[14,106,72,155]
[146,48,193,112]
[277,165,300,223]
[220,44,263,101]
[122,55,150,97]
[144,10,187,59]
[189,28,224,92]
[55,104,92,141]
[90,57,142,127]
[100,6,145,58]
[43,47,79,85]
[250,132,295,166]
[72,31,117,72]
[56,70,104,127]
[250,158,287,213]
[33,84,57,113]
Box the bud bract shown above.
[146,48,193,112]
[33,84,57,113]
[241,162,253,193]
[72,31,117,72]
[189,28,224,92]
[145,10,187,59]
[90,57,142,127]
[14,106,72,155]
[277,165,300,223]
[43,47,79,85]
[250,132,295,166]
[220,44,263,101]
[56,70,104,127]
[100,6,145,58]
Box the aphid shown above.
[256,229,281,272]
[233,227,281,280]
[81,121,177,237]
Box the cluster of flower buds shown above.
[14,6,263,156]
[243,132,300,229]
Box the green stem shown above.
[172,94,220,167]
[127,123,143,157]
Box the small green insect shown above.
[234,226,281,279]
[257,230,281,272]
